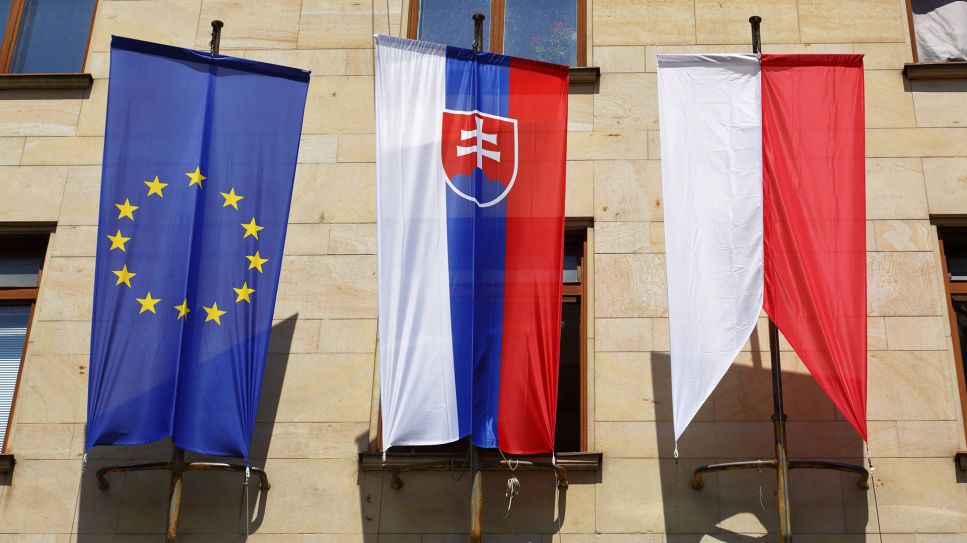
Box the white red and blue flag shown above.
[374,36,568,454]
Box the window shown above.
[905,0,967,63]
[939,228,967,442]
[407,0,587,66]
[0,0,98,74]
[0,234,47,453]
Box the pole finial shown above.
[749,16,762,55]
[210,20,224,55]
[472,13,486,52]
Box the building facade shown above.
[0,0,966,541]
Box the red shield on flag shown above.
[441,109,518,207]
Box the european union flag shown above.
[85,37,309,459]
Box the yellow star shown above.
[174,298,191,320]
[220,187,245,210]
[113,264,136,287]
[246,251,269,273]
[144,176,169,197]
[136,291,161,314]
[241,217,264,240]
[186,167,206,188]
[106,229,131,252]
[202,302,227,325]
[115,198,139,221]
[233,281,255,303]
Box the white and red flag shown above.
[658,54,867,442]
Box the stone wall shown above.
[0,0,966,541]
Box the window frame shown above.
[0,0,99,74]
[406,0,588,67]
[0,234,48,454]
[902,0,967,79]
[938,228,967,443]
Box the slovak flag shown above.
[658,54,867,444]
[374,36,568,454]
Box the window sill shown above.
[903,61,967,80]
[956,451,967,471]
[359,450,601,488]
[0,454,14,474]
[0,73,93,90]
[569,67,599,93]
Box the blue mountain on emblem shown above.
[448,167,507,207]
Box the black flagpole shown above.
[688,16,869,543]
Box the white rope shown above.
[866,443,885,543]
[497,449,521,519]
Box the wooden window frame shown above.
[0,0,99,74]
[0,235,48,454]
[938,228,967,443]
[902,0,967,79]
[406,0,588,67]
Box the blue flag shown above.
[85,36,309,459]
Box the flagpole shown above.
[687,16,870,543]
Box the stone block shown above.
[0,460,80,533]
[868,350,956,421]
[337,133,375,163]
[246,49,348,76]
[0,137,24,164]
[13,354,88,424]
[328,223,376,254]
[594,421,658,457]
[88,0,202,53]
[594,73,658,132]
[798,0,905,43]
[290,163,375,224]
[595,351,663,421]
[58,166,102,226]
[34,257,94,322]
[376,470,468,532]
[26,321,90,356]
[594,253,666,318]
[345,49,374,75]
[896,420,962,457]
[646,130,660,159]
[0,166,68,222]
[282,224,330,256]
[595,222,652,254]
[481,470,594,534]
[873,220,934,252]
[297,135,338,164]
[695,0,800,44]
[868,128,967,157]
[858,42,914,68]
[594,458,665,532]
[885,316,947,351]
[594,160,661,222]
[923,157,967,215]
[593,0,695,46]
[255,459,371,533]
[304,76,375,134]
[568,132,647,161]
[7,423,74,459]
[319,319,377,354]
[595,318,652,351]
[564,535,663,543]
[275,255,376,319]
[0,90,82,136]
[868,252,944,317]
[866,158,928,220]
[20,137,103,166]
[300,0,399,48]
[566,160,593,218]
[912,79,967,128]
[868,316,888,351]
[865,70,916,129]
[50,226,97,258]
[593,46,646,73]
[256,422,367,459]
[75,80,108,137]
[267,316,321,354]
[568,93,593,132]
[195,0,300,50]
[266,353,373,423]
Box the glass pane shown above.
[10,0,97,74]
[0,254,43,287]
[503,0,577,65]
[563,254,579,283]
[0,0,13,39]
[950,251,967,280]
[418,0,490,51]
[554,299,581,451]
[0,305,30,448]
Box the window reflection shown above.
[419,0,491,51]
[10,0,97,73]
[503,0,577,65]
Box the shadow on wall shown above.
[654,324,871,542]
[73,314,297,542]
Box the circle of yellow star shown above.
[136,292,161,314]
[106,229,131,252]
[203,302,227,325]
[220,187,245,210]
[246,251,269,273]
[233,282,255,303]
[186,167,206,188]
[174,299,191,320]
[144,176,169,197]
[241,217,264,240]
[113,265,136,287]
[115,198,139,221]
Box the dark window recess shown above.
[555,295,581,451]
